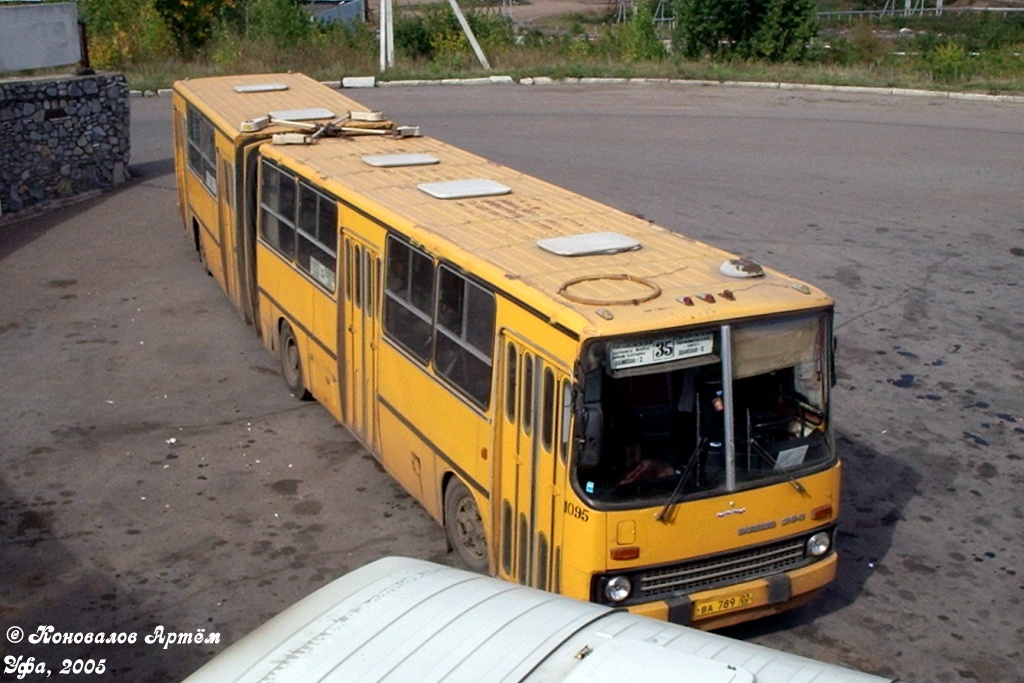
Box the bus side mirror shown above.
[578,404,603,468]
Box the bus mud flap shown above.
[767,573,792,605]
[667,595,693,625]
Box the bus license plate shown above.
[693,592,755,618]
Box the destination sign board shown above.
[608,332,714,371]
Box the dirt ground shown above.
[501,0,614,24]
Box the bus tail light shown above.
[610,546,640,561]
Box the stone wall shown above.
[0,72,130,217]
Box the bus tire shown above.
[444,479,489,573]
[194,223,211,276]
[279,321,311,400]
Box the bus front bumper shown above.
[624,552,838,630]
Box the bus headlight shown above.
[604,576,632,603]
[806,531,831,557]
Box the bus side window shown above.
[344,241,353,302]
[505,343,518,423]
[434,266,495,408]
[383,236,433,364]
[259,161,296,259]
[371,257,380,319]
[296,183,337,293]
[353,244,363,309]
[541,367,555,453]
[186,104,217,195]
[522,354,534,436]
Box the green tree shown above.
[673,0,817,62]
[153,0,235,55]
[79,0,175,66]
[673,0,751,59]
[750,0,818,61]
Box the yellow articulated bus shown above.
[172,73,840,629]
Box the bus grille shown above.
[637,537,808,599]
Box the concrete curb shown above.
[131,77,1024,104]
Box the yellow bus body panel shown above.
[605,465,840,567]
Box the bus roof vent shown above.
[363,153,440,168]
[268,107,337,121]
[538,232,641,257]
[418,179,511,200]
[234,83,289,93]
[719,258,765,278]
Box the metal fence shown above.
[623,0,1024,27]
[818,5,1024,22]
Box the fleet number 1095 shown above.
[564,501,589,522]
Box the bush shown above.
[394,5,514,67]
[621,5,668,62]
[928,39,975,83]
[672,0,818,62]
[241,0,314,49]
[395,13,434,61]
[80,0,176,67]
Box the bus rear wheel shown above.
[444,479,489,573]
[279,321,311,400]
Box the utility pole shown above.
[446,0,491,71]
[379,0,395,72]
[378,0,489,72]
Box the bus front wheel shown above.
[444,479,489,573]
[279,321,311,400]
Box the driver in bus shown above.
[618,443,675,485]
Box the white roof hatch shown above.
[538,232,641,256]
[418,178,511,200]
[362,153,440,168]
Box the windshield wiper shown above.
[655,437,707,523]
[749,439,808,495]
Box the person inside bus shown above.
[676,369,725,487]
[617,443,675,485]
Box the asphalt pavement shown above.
[1,82,1021,683]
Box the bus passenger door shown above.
[496,333,567,592]
[342,234,380,453]
[217,154,240,312]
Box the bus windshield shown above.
[574,310,834,508]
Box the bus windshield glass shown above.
[574,310,834,507]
